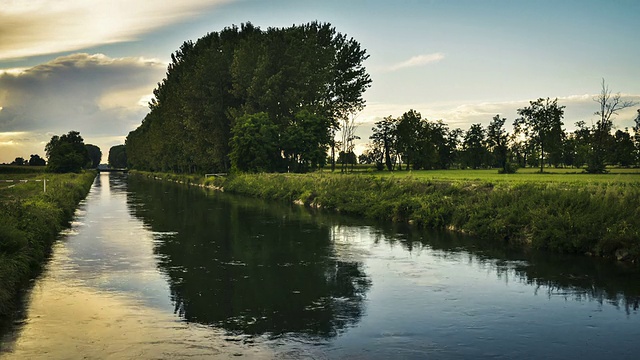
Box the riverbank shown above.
[0,171,96,319]
[131,170,640,262]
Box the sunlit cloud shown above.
[0,0,233,61]
[388,53,445,72]
[0,53,167,163]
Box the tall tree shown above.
[339,112,360,172]
[486,114,510,173]
[395,109,422,170]
[587,80,638,173]
[370,116,397,171]
[462,124,486,169]
[514,97,565,172]
[126,22,371,174]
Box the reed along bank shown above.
[0,171,96,319]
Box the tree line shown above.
[6,131,102,173]
[362,81,638,173]
[125,22,371,174]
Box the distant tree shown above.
[571,121,591,168]
[486,114,511,173]
[11,157,26,166]
[514,97,565,172]
[108,145,127,169]
[444,128,463,169]
[634,109,640,166]
[45,131,90,173]
[337,151,357,168]
[462,124,486,169]
[370,116,397,171]
[395,109,422,170]
[587,80,637,173]
[28,154,46,166]
[84,144,102,168]
[339,112,360,172]
[360,144,384,170]
[610,129,636,167]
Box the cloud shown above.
[388,53,445,71]
[0,53,166,163]
[0,0,232,61]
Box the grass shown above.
[322,167,640,185]
[0,171,96,319]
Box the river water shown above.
[1,173,639,359]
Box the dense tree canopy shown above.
[126,22,371,173]
[108,145,127,169]
[84,144,102,168]
[28,154,46,166]
[45,131,90,173]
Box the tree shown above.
[339,112,360,172]
[610,129,636,167]
[229,112,280,172]
[281,109,332,172]
[108,145,127,169]
[486,114,511,173]
[587,80,637,173]
[370,116,397,171]
[514,97,565,172]
[28,154,46,166]
[85,144,102,168]
[462,124,486,169]
[45,131,90,173]
[634,109,640,166]
[126,22,371,174]
[11,157,26,165]
[395,110,422,170]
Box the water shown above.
[1,172,639,359]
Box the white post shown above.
[44,178,46,193]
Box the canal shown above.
[1,172,639,359]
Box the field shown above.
[321,166,640,185]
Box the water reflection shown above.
[126,177,370,339]
[370,223,640,315]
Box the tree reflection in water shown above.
[126,177,370,339]
[372,222,640,315]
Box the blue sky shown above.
[1,0,639,163]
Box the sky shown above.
[1,0,639,163]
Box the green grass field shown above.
[319,167,640,185]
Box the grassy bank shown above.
[0,171,96,319]
[131,170,640,262]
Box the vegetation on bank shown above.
[131,169,640,262]
[0,171,96,319]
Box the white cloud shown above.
[388,53,445,72]
[0,0,232,61]
[0,53,166,163]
